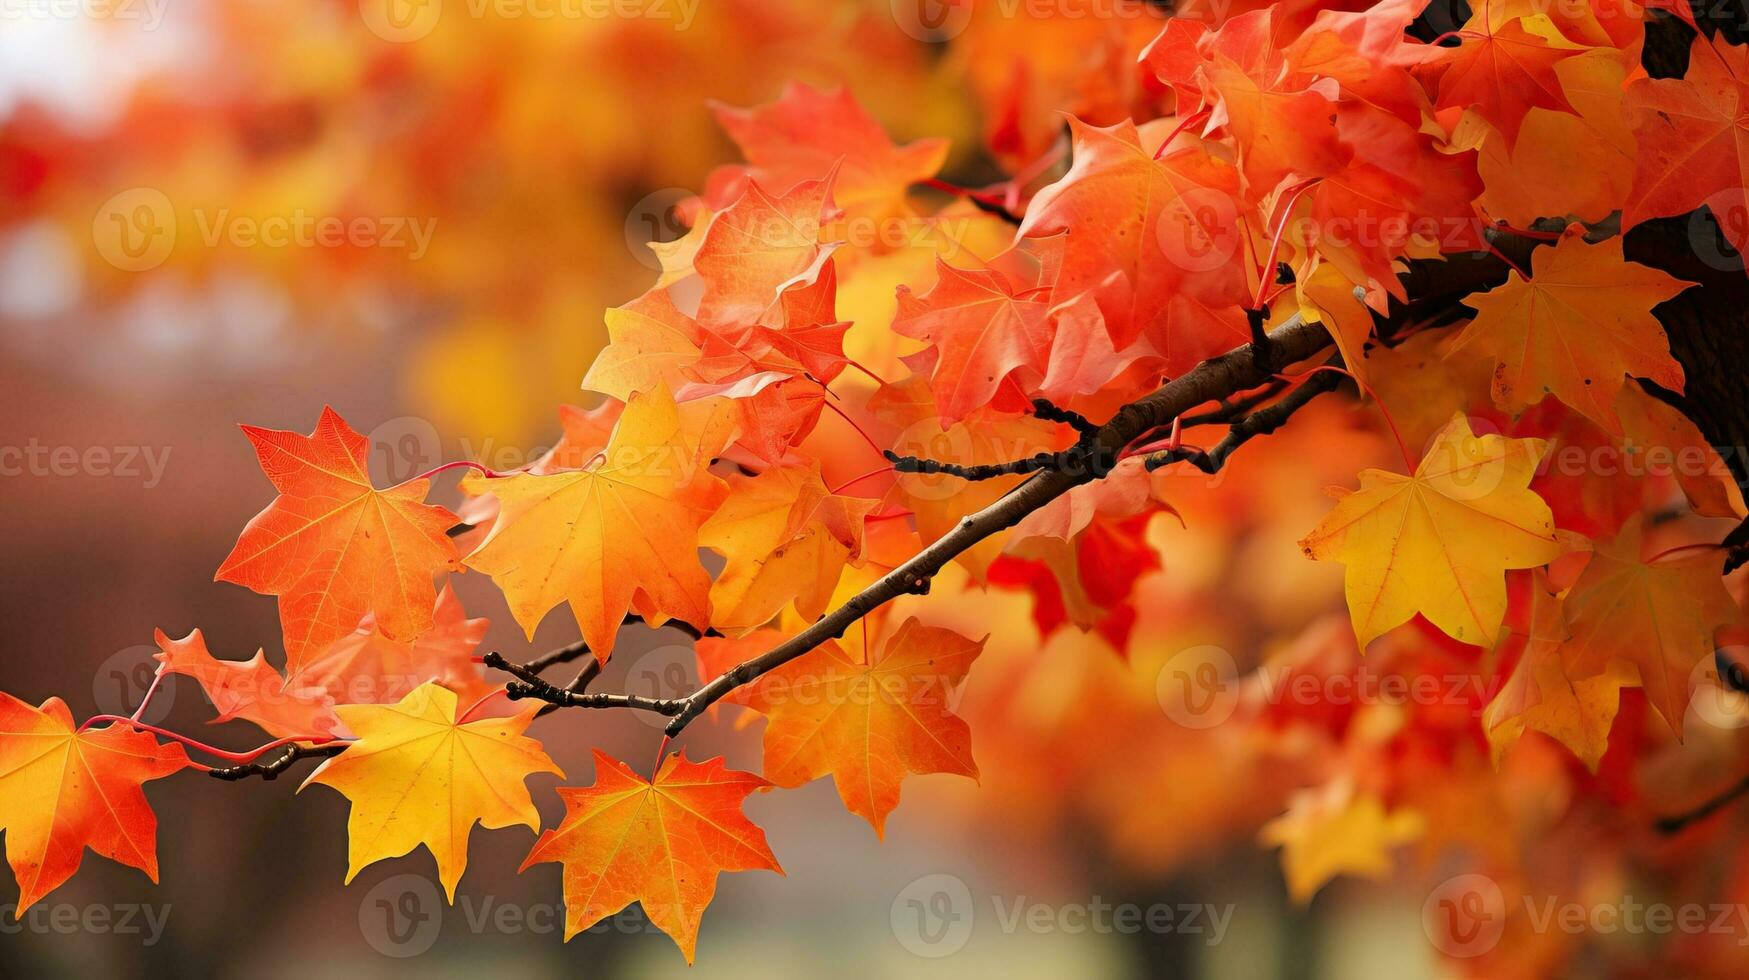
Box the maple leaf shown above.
[157,585,496,740]
[740,617,984,835]
[1034,289,1163,407]
[583,298,703,402]
[699,461,878,636]
[1560,521,1740,737]
[694,175,839,329]
[1299,415,1566,648]
[1018,117,1250,357]
[0,694,190,912]
[460,386,727,659]
[1482,573,1633,771]
[892,258,1056,424]
[215,407,460,663]
[1260,779,1424,903]
[1616,383,1747,520]
[1431,17,1581,147]
[1476,50,1635,228]
[154,627,343,741]
[1452,235,1693,434]
[300,682,561,900]
[705,82,948,225]
[1623,33,1749,256]
[521,750,782,963]
[1202,58,1351,194]
[283,583,496,706]
[1295,262,1375,386]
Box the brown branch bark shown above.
[659,313,1332,734]
[481,313,1324,734]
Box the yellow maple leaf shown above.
[1260,779,1424,903]
[300,683,562,900]
[1299,414,1565,648]
[699,461,878,636]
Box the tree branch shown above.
[649,312,1335,736]
[208,743,344,781]
[1655,771,1749,834]
[484,652,687,715]
[1144,364,1346,473]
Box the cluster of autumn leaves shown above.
[5,0,1749,966]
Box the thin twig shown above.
[1145,365,1345,473]
[208,744,344,782]
[1656,771,1749,834]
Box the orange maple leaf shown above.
[1624,33,1749,257]
[460,386,727,659]
[1452,235,1694,434]
[694,175,839,329]
[699,461,878,636]
[154,628,342,741]
[0,694,190,912]
[1561,520,1740,737]
[157,585,497,740]
[215,407,460,663]
[521,750,782,962]
[705,82,947,225]
[741,617,985,836]
[1018,118,1250,358]
[1482,572,1634,771]
[1432,18,1581,146]
[893,258,1055,423]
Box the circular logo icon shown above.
[1156,644,1239,729]
[92,644,174,724]
[617,643,699,728]
[1155,187,1243,275]
[93,188,175,272]
[1687,190,1749,273]
[358,873,442,958]
[1690,647,1749,731]
[1422,873,1505,958]
[1420,416,1508,501]
[624,188,696,271]
[890,873,974,958]
[367,415,443,487]
[890,0,974,41]
[359,0,442,43]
